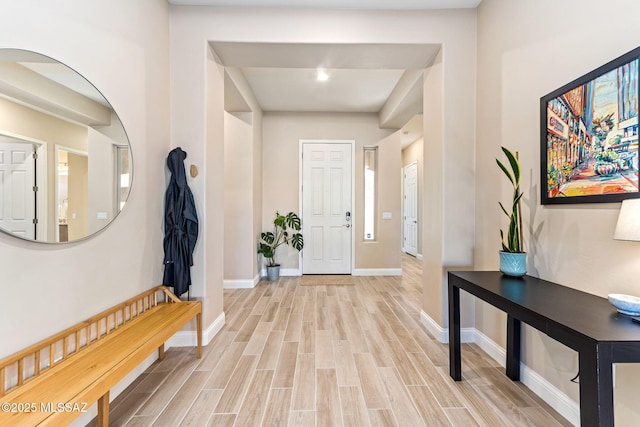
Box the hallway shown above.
[96,255,570,426]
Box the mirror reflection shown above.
[0,49,132,243]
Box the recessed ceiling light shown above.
[317,69,329,81]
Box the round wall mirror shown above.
[0,49,132,243]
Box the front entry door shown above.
[302,142,352,274]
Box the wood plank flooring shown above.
[92,255,571,426]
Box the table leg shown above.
[448,282,461,381]
[506,315,521,381]
[578,344,614,427]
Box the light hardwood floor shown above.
[94,255,572,426]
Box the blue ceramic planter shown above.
[499,251,526,277]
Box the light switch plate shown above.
[97,212,108,220]
[382,212,392,220]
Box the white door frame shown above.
[299,139,355,275]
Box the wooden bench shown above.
[0,286,202,426]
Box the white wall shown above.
[224,70,264,285]
[421,46,477,330]
[253,110,263,278]
[87,127,116,233]
[359,130,403,271]
[224,112,255,282]
[0,0,170,423]
[203,48,226,326]
[476,0,640,423]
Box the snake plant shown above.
[496,147,524,253]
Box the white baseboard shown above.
[167,311,225,348]
[474,328,508,365]
[420,310,579,426]
[474,329,580,426]
[224,274,260,289]
[420,310,475,343]
[416,253,423,260]
[280,268,302,276]
[520,360,580,426]
[258,268,402,277]
[353,268,402,276]
[260,268,301,277]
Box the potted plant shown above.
[258,211,304,280]
[496,147,526,277]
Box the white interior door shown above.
[403,162,418,256]
[0,141,36,239]
[302,142,352,274]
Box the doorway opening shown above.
[55,146,88,242]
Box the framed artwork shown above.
[541,46,640,204]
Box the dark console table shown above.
[448,271,640,427]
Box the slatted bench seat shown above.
[0,286,202,426]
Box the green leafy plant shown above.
[258,211,304,267]
[496,147,523,253]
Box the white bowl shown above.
[608,293,640,316]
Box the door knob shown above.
[344,224,351,228]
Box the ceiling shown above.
[177,1,484,146]
[213,42,438,113]
[169,0,482,9]
[212,42,439,146]
[0,49,112,126]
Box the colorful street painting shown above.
[543,54,639,203]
